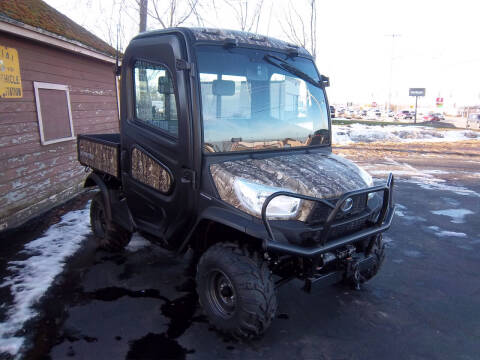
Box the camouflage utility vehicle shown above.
[78,28,396,338]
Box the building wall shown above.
[0,32,119,230]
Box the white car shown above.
[468,113,480,129]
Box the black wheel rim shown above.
[94,205,106,238]
[206,269,236,319]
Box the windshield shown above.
[196,46,330,153]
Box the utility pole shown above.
[386,33,401,114]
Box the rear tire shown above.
[90,193,132,251]
[196,243,277,339]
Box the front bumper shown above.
[261,173,396,257]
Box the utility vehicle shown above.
[78,27,396,338]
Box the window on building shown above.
[33,82,75,145]
[134,61,178,136]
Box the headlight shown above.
[357,166,373,187]
[233,178,301,219]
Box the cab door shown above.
[120,33,195,244]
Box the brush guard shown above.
[261,173,396,257]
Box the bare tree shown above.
[281,0,317,59]
[139,0,148,31]
[145,0,202,28]
[225,0,265,33]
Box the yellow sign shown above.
[0,46,22,98]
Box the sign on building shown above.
[436,97,444,108]
[0,46,22,98]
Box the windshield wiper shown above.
[263,54,321,88]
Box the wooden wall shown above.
[0,32,119,230]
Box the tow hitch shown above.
[303,247,375,293]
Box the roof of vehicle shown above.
[134,27,311,57]
[0,0,116,57]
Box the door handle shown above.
[181,169,197,189]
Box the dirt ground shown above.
[334,140,480,183]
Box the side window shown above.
[134,61,178,136]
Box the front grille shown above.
[307,193,367,225]
[328,217,368,239]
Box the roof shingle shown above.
[0,0,116,57]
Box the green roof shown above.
[0,0,116,57]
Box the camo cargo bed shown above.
[77,134,121,178]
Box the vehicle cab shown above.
[79,27,395,338]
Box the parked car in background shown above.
[395,110,413,120]
[423,113,441,122]
[345,109,356,119]
[433,113,445,121]
[467,113,480,129]
[366,109,379,119]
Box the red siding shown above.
[0,32,119,229]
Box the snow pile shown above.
[0,203,91,356]
[332,123,479,145]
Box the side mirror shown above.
[212,80,235,96]
[321,75,330,87]
[158,75,174,94]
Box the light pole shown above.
[386,34,401,114]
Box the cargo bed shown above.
[77,134,121,178]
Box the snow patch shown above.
[427,226,467,238]
[0,203,91,355]
[400,178,480,198]
[395,204,406,217]
[383,235,395,248]
[423,170,450,175]
[431,209,474,224]
[125,233,151,252]
[391,203,425,222]
[403,250,423,258]
[332,123,479,145]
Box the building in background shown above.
[0,0,119,230]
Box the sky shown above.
[45,0,480,110]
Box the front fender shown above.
[176,205,268,254]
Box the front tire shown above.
[90,193,132,251]
[361,234,386,281]
[196,243,277,338]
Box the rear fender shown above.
[84,173,112,220]
[84,173,135,232]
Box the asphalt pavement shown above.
[2,156,480,360]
